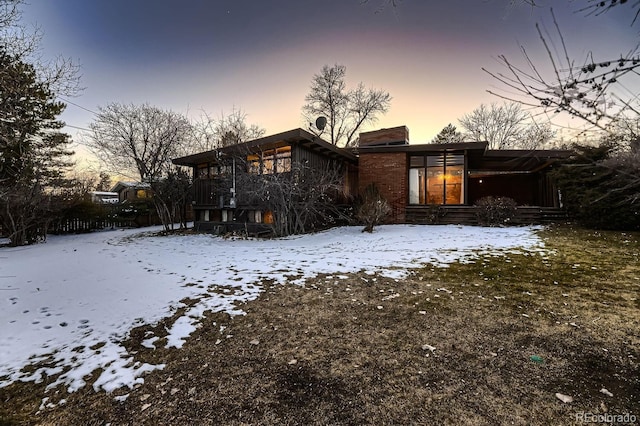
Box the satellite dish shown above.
[315,116,327,131]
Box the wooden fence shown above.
[48,217,140,234]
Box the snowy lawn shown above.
[0,224,545,395]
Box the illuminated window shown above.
[263,210,274,224]
[409,154,464,205]
[247,146,292,174]
[136,189,150,199]
[275,146,292,173]
[247,154,260,174]
[263,157,274,174]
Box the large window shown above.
[409,153,464,205]
[196,163,231,179]
[247,146,292,174]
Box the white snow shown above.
[0,224,545,395]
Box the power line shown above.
[65,124,92,132]
[58,96,99,116]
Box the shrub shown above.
[424,204,445,224]
[552,143,640,231]
[475,196,517,226]
[357,184,391,233]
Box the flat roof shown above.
[173,128,357,166]
[356,141,489,153]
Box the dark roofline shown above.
[483,149,573,159]
[356,142,572,159]
[356,141,489,153]
[173,128,357,166]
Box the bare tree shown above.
[87,103,193,231]
[485,6,640,222]
[511,0,640,24]
[459,102,555,149]
[484,9,640,137]
[88,103,191,182]
[0,1,81,246]
[0,0,81,96]
[366,0,640,23]
[303,64,391,147]
[235,158,348,237]
[357,183,391,233]
[96,172,112,192]
[191,107,265,153]
[151,166,192,230]
[359,0,402,13]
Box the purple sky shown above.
[21,0,638,165]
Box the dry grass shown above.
[1,225,639,425]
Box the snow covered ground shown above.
[0,224,545,395]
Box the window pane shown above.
[426,166,444,204]
[247,154,260,174]
[263,158,274,174]
[409,168,421,204]
[277,156,291,173]
[196,164,209,179]
[410,156,424,167]
[445,164,464,204]
[276,146,292,173]
[427,155,444,167]
[219,164,230,175]
[446,154,464,166]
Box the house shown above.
[173,125,570,233]
[88,191,119,204]
[110,181,153,203]
[172,128,358,233]
[357,126,570,224]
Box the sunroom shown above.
[357,129,571,224]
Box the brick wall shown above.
[358,152,407,223]
[359,126,409,146]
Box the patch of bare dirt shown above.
[1,225,638,425]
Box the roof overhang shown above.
[172,128,357,166]
[356,141,489,154]
[470,149,573,172]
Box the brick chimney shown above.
[359,126,409,147]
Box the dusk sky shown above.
[21,0,639,166]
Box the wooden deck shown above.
[405,205,567,225]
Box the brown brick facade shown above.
[358,152,407,223]
[359,126,409,146]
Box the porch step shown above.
[405,206,566,225]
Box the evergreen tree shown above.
[0,48,73,245]
[431,123,464,144]
[96,172,112,192]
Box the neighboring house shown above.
[357,126,571,224]
[88,191,119,204]
[110,181,153,203]
[172,128,358,233]
[173,125,570,232]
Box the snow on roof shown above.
[90,191,119,197]
[110,181,151,192]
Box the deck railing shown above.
[405,205,566,225]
